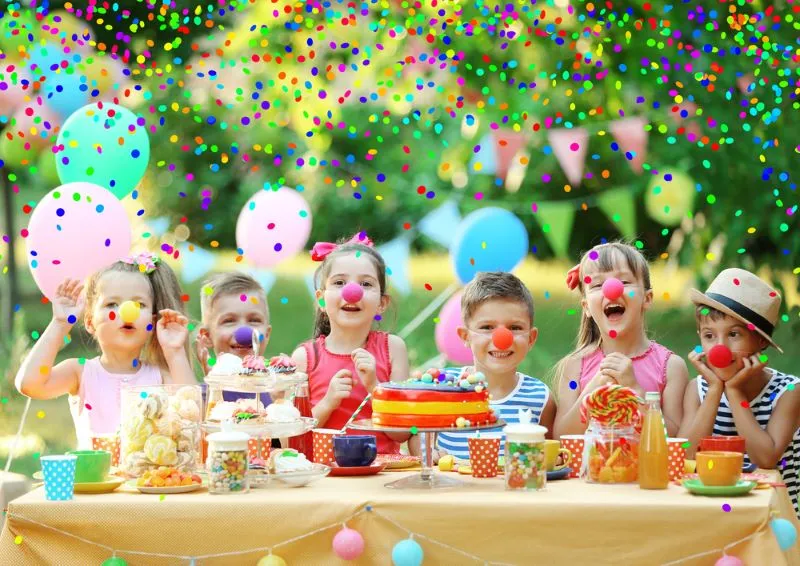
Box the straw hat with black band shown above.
[690,268,783,354]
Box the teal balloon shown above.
[771,518,797,551]
[56,102,150,199]
[29,43,88,118]
[392,539,424,566]
[101,558,128,566]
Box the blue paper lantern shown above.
[449,207,528,284]
[392,538,424,566]
[770,518,797,551]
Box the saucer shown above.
[547,467,571,481]
[682,479,756,496]
[34,472,125,494]
[329,463,386,477]
[742,462,758,473]
[126,480,205,494]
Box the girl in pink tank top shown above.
[292,234,411,455]
[15,253,196,450]
[553,243,689,438]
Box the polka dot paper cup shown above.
[560,435,585,479]
[312,429,341,465]
[41,455,78,501]
[668,438,688,481]
[248,438,272,461]
[91,434,120,467]
[468,437,501,478]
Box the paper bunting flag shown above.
[418,199,462,248]
[469,133,497,176]
[378,235,412,296]
[493,129,528,181]
[548,128,589,186]
[610,117,648,174]
[597,188,637,240]
[534,201,575,258]
[179,243,216,284]
[247,268,277,295]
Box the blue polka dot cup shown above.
[40,455,78,501]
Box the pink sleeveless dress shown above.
[68,357,162,450]
[578,341,673,394]
[302,331,399,454]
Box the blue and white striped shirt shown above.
[435,368,551,461]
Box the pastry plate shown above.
[376,454,421,470]
[203,417,317,438]
[125,480,205,494]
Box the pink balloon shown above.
[715,555,744,566]
[435,291,473,365]
[25,182,132,300]
[0,75,29,116]
[236,187,312,268]
[10,102,62,148]
[332,527,364,561]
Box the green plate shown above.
[682,479,756,496]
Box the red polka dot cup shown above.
[91,434,120,467]
[312,429,341,465]
[560,435,585,479]
[468,437,501,478]
[667,438,688,481]
[248,438,271,461]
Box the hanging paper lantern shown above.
[392,538,424,566]
[257,554,288,566]
[332,527,365,560]
[770,518,798,551]
[714,555,743,566]
[644,170,695,227]
[101,558,128,566]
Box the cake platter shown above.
[203,416,317,438]
[204,373,307,394]
[349,419,506,490]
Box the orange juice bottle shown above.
[639,392,669,489]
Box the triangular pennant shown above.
[247,268,277,295]
[533,201,575,258]
[597,188,637,240]
[179,243,216,284]
[548,128,589,186]
[469,133,497,176]
[493,129,528,180]
[378,235,412,296]
[610,117,648,174]
[418,199,462,248]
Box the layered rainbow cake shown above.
[372,369,497,428]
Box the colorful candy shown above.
[581,384,642,427]
[144,434,178,466]
[505,441,546,490]
[585,428,639,484]
[208,449,248,493]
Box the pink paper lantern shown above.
[435,291,473,365]
[25,183,132,300]
[715,555,744,566]
[332,527,364,561]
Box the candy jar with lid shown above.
[207,422,250,494]
[503,409,548,491]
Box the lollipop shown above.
[581,384,643,427]
[144,434,178,465]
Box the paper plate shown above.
[682,479,756,496]
[126,480,205,494]
[376,454,421,470]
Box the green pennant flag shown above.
[597,188,637,240]
[534,201,575,258]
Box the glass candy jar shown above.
[207,423,250,494]
[504,423,548,491]
[583,420,639,484]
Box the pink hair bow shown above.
[565,264,581,291]
[311,233,373,262]
[122,252,160,274]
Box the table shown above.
[1,471,798,566]
[0,471,30,527]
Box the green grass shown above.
[3,264,800,479]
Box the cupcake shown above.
[241,354,269,377]
[269,449,313,473]
[269,354,297,376]
[265,399,301,423]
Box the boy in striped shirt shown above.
[432,272,555,462]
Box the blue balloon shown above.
[29,43,88,119]
[771,518,797,551]
[450,207,528,284]
[392,539,424,566]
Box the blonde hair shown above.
[552,242,652,392]
[84,258,189,371]
[199,272,268,326]
[461,272,534,325]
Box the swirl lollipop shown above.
[581,384,643,427]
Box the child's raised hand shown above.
[688,349,724,390]
[351,348,378,393]
[323,369,353,409]
[52,278,85,326]
[600,353,638,389]
[196,333,213,375]
[156,309,189,353]
[585,370,616,392]
[725,354,767,393]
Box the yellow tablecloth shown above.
[1,471,798,566]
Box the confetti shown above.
[722,504,731,513]
[14,535,22,545]
[36,410,45,419]
[569,380,578,390]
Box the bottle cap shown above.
[645,391,660,402]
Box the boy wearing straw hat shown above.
[679,268,799,516]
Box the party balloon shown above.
[101,558,128,566]
[645,170,695,227]
[9,102,63,149]
[28,42,88,118]
[25,182,132,300]
[56,102,150,199]
[0,9,37,53]
[392,538,424,566]
[342,282,364,304]
[707,345,733,369]
[0,135,36,168]
[770,518,797,551]
[435,292,473,365]
[83,56,126,94]
[332,527,364,561]
[46,11,93,46]
[236,187,312,268]
[714,556,743,566]
[602,278,625,301]
[37,149,61,186]
[492,327,514,350]
[450,207,528,284]
[256,554,288,566]
[119,301,140,324]
[0,71,29,117]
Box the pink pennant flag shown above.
[548,128,589,186]
[610,117,648,174]
[493,130,528,180]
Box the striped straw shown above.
[339,394,372,433]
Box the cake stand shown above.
[349,419,506,490]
